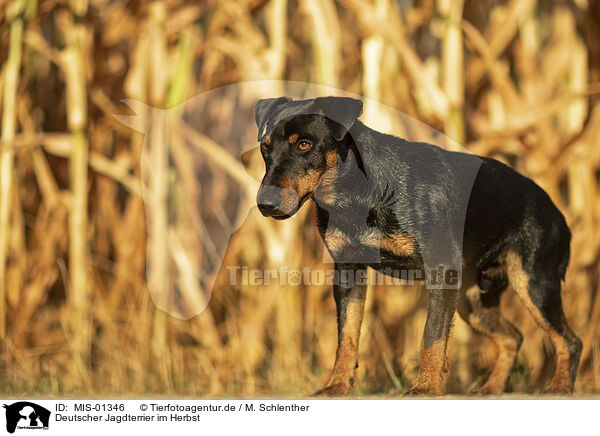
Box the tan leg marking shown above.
[458,287,522,395]
[546,330,575,393]
[505,251,575,393]
[483,333,520,394]
[318,296,366,396]
[469,315,521,394]
[504,251,539,318]
[406,340,448,396]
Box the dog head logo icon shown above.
[3,402,50,433]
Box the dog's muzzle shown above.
[257,184,299,219]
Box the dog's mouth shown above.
[270,210,293,220]
[297,192,312,209]
[274,192,312,219]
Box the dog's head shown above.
[254,96,363,219]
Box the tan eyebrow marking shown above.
[288,133,299,144]
[265,136,271,145]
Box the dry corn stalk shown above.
[0,0,24,340]
[62,0,91,382]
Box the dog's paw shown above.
[475,385,505,396]
[474,379,506,396]
[312,382,351,397]
[543,382,573,395]
[403,384,443,397]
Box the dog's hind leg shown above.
[505,251,582,394]
[406,288,458,396]
[314,263,367,396]
[457,286,523,394]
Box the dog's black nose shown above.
[257,185,282,216]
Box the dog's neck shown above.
[333,122,391,202]
[313,125,391,235]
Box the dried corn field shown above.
[0,0,599,397]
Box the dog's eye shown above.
[298,140,312,152]
[261,143,269,154]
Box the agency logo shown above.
[2,402,50,433]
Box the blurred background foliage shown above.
[0,0,599,395]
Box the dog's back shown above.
[351,124,571,284]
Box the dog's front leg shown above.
[406,288,458,396]
[315,263,367,396]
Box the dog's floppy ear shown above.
[314,96,363,141]
[254,97,291,140]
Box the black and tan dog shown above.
[254,96,582,396]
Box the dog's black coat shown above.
[256,96,569,289]
[254,96,580,395]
